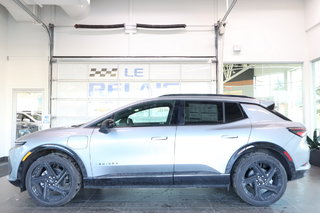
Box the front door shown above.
[90,100,177,185]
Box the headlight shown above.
[15,140,27,145]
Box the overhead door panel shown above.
[51,59,216,127]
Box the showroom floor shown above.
[0,166,319,213]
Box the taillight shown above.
[287,127,307,137]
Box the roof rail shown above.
[159,94,254,99]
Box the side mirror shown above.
[99,119,115,133]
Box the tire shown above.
[25,153,82,206]
[232,152,287,206]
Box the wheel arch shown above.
[17,144,87,191]
[225,142,296,181]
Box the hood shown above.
[15,127,93,145]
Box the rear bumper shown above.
[291,169,307,180]
[291,162,310,180]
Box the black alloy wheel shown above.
[233,152,287,206]
[25,153,81,206]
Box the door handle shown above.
[151,137,168,141]
[221,135,239,139]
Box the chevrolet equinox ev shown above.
[8,94,310,206]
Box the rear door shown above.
[174,100,251,185]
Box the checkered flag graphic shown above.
[89,68,118,78]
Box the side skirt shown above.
[83,174,230,189]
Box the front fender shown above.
[16,144,88,191]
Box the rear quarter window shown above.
[225,102,245,122]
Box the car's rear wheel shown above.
[25,153,81,206]
[232,152,287,206]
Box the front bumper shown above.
[7,145,26,186]
[9,179,20,187]
[7,156,21,187]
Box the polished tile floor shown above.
[0,166,319,213]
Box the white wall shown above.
[305,0,320,31]
[304,0,320,132]
[223,0,306,62]
[0,5,8,158]
[45,0,218,56]
[0,14,49,157]
[305,0,320,61]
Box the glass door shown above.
[13,90,44,140]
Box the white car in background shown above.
[16,112,42,138]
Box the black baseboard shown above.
[0,157,8,163]
[310,150,320,167]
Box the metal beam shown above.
[12,0,54,122]
[223,64,254,83]
[221,0,238,24]
[214,0,239,94]
[12,0,50,37]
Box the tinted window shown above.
[184,101,223,125]
[114,101,175,127]
[225,102,244,122]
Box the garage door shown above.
[51,59,216,127]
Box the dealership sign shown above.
[89,82,180,98]
[88,65,151,80]
[88,66,180,97]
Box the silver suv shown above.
[8,94,310,207]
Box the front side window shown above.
[114,101,175,127]
[128,106,170,124]
[184,101,223,125]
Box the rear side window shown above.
[184,101,223,125]
[225,102,244,122]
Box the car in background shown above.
[9,94,310,207]
[16,112,42,138]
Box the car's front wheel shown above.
[232,152,287,206]
[25,153,82,206]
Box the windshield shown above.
[32,114,42,121]
[81,99,157,127]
